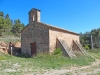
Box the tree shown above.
[0,12,4,17]
[4,18,12,32]
[5,14,9,19]
[11,19,25,36]
[80,28,100,49]
[0,11,25,37]
[0,17,5,35]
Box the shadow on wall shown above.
[8,45,30,58]
[8,42,24,57]
[72,40,86,56]
[8,45,21,55]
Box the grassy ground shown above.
[87,48,100,59]
[0,48,100,75]
[0,38,21,44]
[0,35,21,44]
[0,52,95,75]
[97,72,100,75]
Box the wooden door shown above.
[30,42,36,56]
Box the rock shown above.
[14,42,21,48]
[0,41,7,47]
[0,41,8,53]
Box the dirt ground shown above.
[39,59,100,75]
[1,56,100,75]
[37,54,100,75]
[0,41,100,75]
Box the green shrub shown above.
[0,56,6,60]
[84,45,90,50]
[53,48,62,55]
[0,52,11,60]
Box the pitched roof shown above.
[37,22,79,35]
[28,8,41,14]
[21,21,79,36]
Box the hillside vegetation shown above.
[80,28,100,49]
[0,11,25,37]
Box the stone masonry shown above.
[21,8,81,57]
[49,27,79,53]
[21,22,49,55]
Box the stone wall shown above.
[21,21,80,55]
[21,23,34,55]
[35,22,49,54]
[49,28,80,53]
[21,22,49,55]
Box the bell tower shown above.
[28,8,41,23]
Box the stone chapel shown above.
[21,8,85,58]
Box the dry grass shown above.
[0,52,95,75]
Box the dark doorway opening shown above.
[30,42,36,56]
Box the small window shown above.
[33,15,35,21]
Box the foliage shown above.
[53,48,62,55]
[0,12,4,17]
[80,28,100,48]
[11,20,25,36]
[0,11,25,37]
[0,52,11,60]
[84,45,90,50]
[0,56,6,60]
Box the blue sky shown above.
[0,0,100,33]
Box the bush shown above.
[53,48,62,55]
[0,56,6,60]
[84,45,90,50]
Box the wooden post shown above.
[99,41,100,48]
[9,42,13,55]
[11,46,12,55]
[91,35,93,49]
